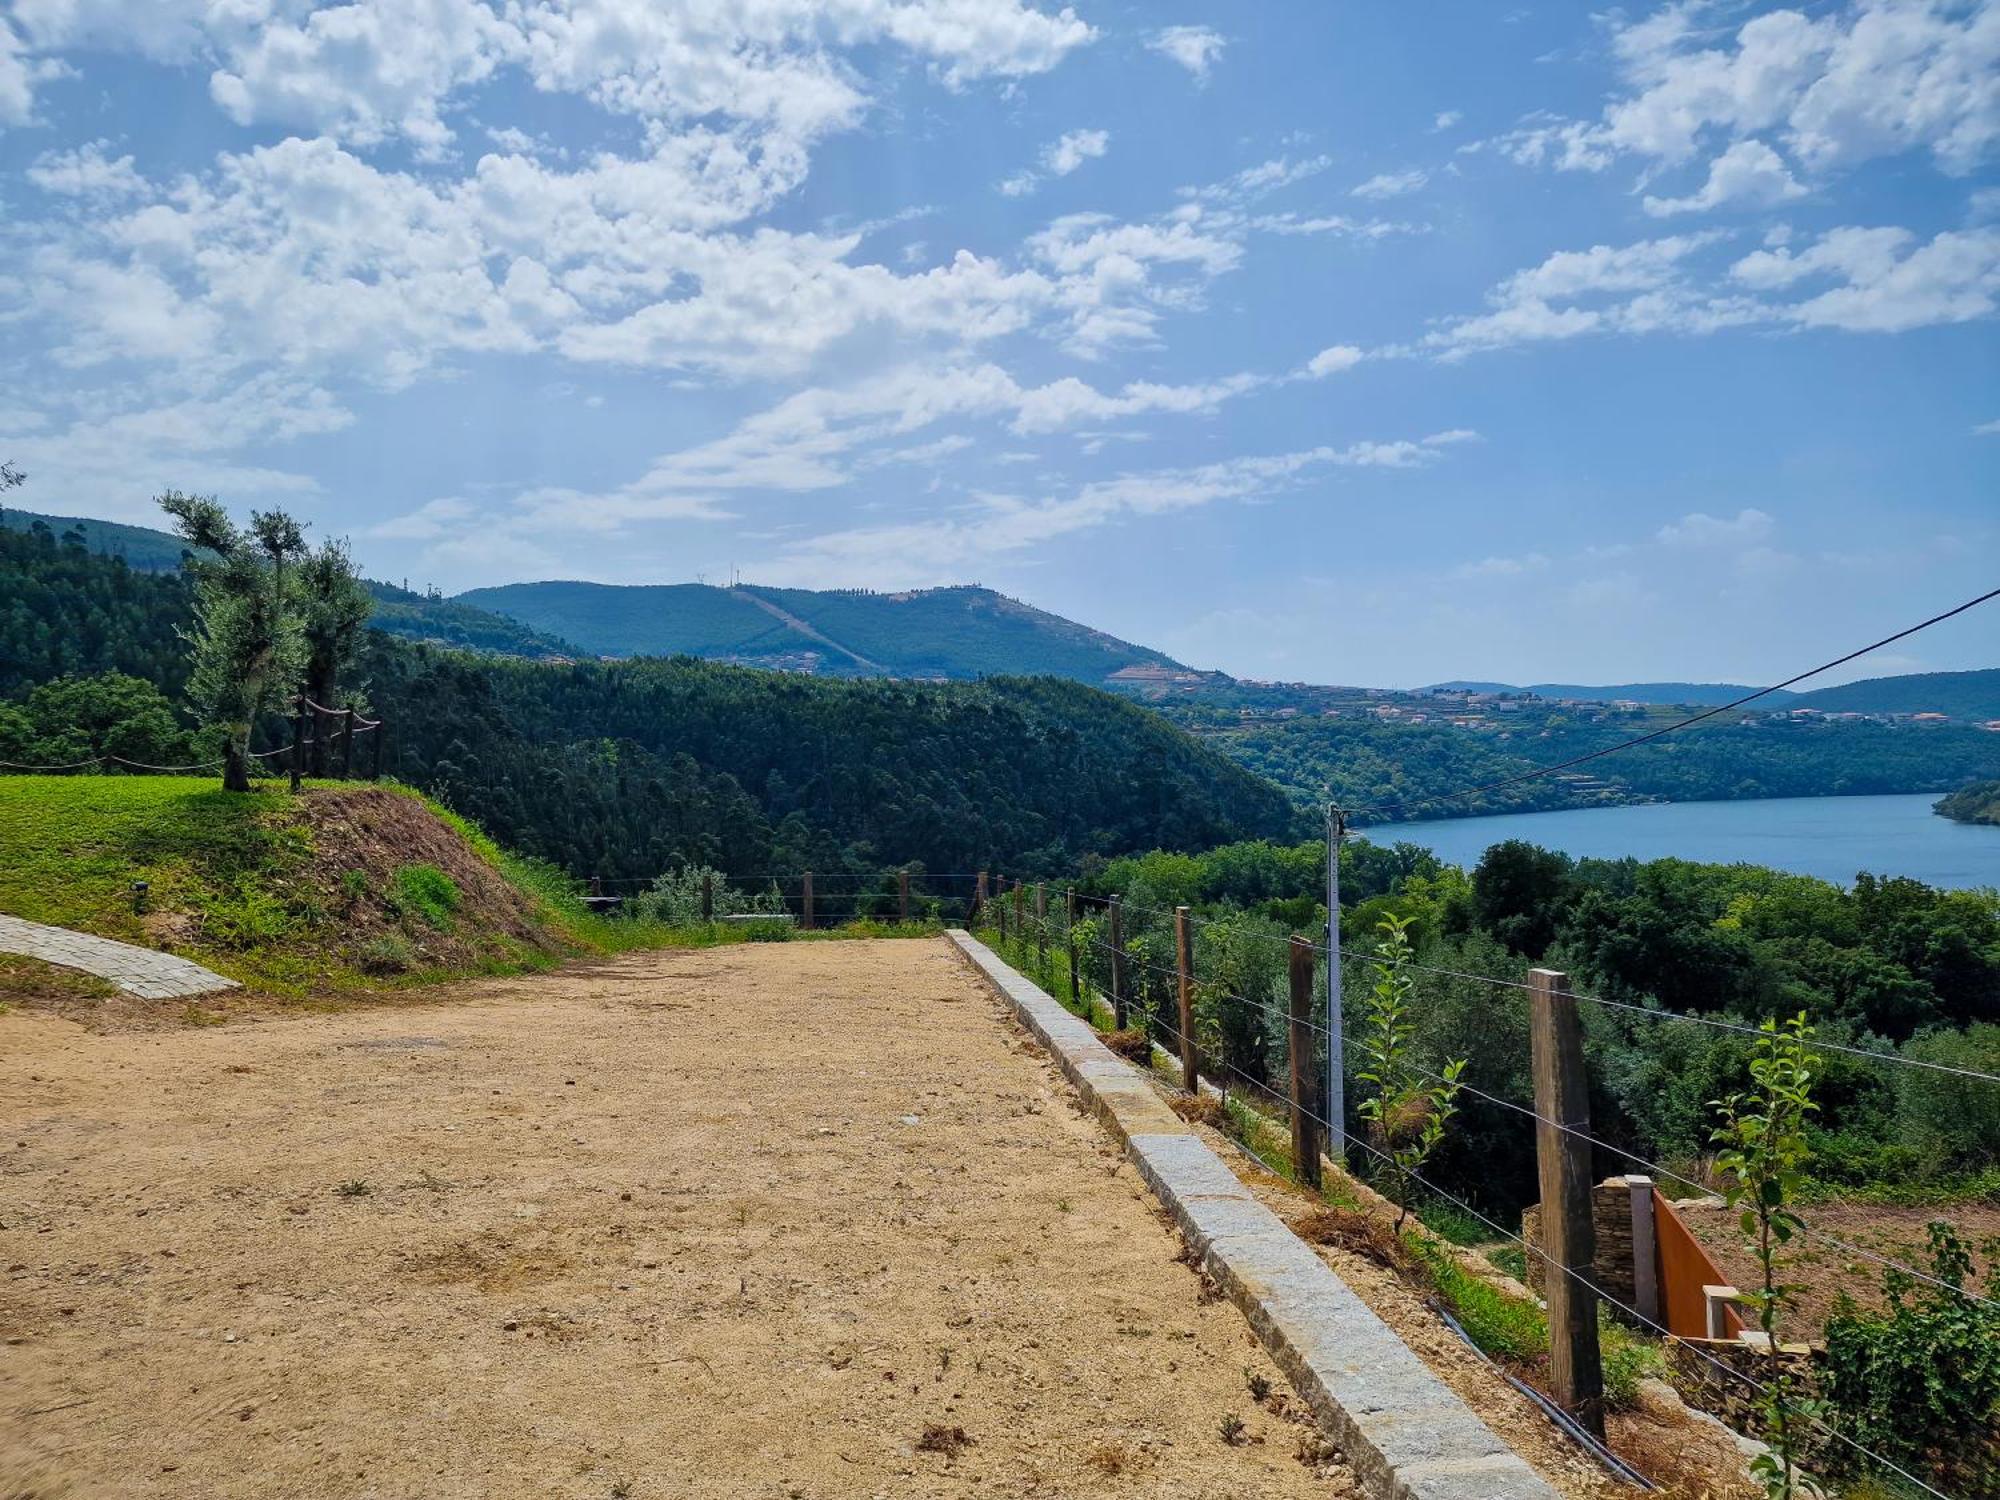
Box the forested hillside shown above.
[1177,708,2000,822]
[0,526,1298,877]
[1937,780,2000,826]
[359,643,1299,878]
[1789,667,2000,719]
[456,579,1187,680]
[0,509,583,663]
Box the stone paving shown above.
[0,913,238,1000]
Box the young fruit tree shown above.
[1710,1012,1825,1500]
[158,492,307,792]
[1357,913,1466,1231]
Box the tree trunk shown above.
[222,731,252,793]
[306,667,335,776]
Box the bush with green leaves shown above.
[627,865,763,925]
[1823,1219,2000,1498]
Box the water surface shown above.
[1380,793,1999,890]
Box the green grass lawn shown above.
[0,776,305,944]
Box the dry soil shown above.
[2,939,1355,1500]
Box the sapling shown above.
[1710,1011,1825,1500]
[1357,914,1466,1231]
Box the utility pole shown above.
[1325,803,1347,1167]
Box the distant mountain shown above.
[0,506,211,571]
[1425,679,1798,707]
[1789,668,2000,720]
[364,582,580,660]
[455,580,1190,682]
[0,507,577,661]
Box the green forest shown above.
[1067,835,2000,1216]
[0,518,1297,875]
[1938,779,2000,827]
[1179,709,2000,822]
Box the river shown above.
[1377,793,2000,890]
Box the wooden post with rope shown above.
[289,696,306,793]
[702,872,714,923]
[803,870,815,931]
[338,708,356,778]
[898,869,910,924]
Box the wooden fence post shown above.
[898,869,910,924]
[802,870,814,931]
[1065,888,1080,1004]
[1289,937,1323,1189]
[974,870,987,924]
[1108,895,1127,1030]
[1012,880,1024,943]
[339,708,356,778]
[702,872,714,923]
[1175,906,1196,1093]
[1035,883,1048,968]
[290,696,306,792]
[1531,967,1605,1438]
[369,720,384,781]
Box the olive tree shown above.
[297,538,374,773]
[158,492,307,792]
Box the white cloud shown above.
[997,126,1108,196]
[1303,344,1364,378]
[1422,223,1998,356]
[1352,168,1429,200]
[1149,24,1225,82]
[6,0,1097,149]
[26,139,147,197]
[1657,507,1778,547]
[1975,417,2000,434]
[752,430,1473,589]
[1492,0,2000,200]
[1044,127,1109,176]
[1434,110,1463,131]
[1642,139,1807,216]
[1731,225,2000,331]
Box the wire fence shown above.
[962,872,1993,1499]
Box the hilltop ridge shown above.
[455,579,1192,682]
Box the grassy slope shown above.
[0,776,608,996]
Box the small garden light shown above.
[131,879,149,915]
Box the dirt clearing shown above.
[1,939,1353,1499]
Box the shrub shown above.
[389,863,460,929]
[339,869,370,903]
[1823,1220,2000,1498]
[1895,1023,2000,1174]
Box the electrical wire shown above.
[1338,584,2000,821]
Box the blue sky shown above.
[1,0,1995,687]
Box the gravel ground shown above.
[1,939,1354,1500]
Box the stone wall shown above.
[1520,1176,1637,1310]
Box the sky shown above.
[1,0,1996,689]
